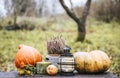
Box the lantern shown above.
[58,47,75,76]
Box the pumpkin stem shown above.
[18,44,24,49]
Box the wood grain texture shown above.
[0,71,117,78]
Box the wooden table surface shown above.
[0,71,117,78]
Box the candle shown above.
[36,62,51,75]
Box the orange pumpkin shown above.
[15,44,42,68]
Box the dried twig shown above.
[46,36,66,54]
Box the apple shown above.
[46,65,58,75]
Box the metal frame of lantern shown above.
[58,47,75,76]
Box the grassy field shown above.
[0,17,120,77]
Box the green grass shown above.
[0,17,120,77]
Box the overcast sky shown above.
[65,0,87,6]
[0,0,7,17]
[40,0,87,14]
[0,0,88,17]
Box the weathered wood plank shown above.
[0,71,117,78]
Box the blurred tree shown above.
[36,0,45,17]
[4,0,13,16]
[51,0,57,17]
[36,0,59,17]
[59,0,92,42]
[12,0,36,26]
[95,0,120,22]
[12,0,21,26]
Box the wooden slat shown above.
[0,71,117,78]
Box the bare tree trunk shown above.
[14,16,17,26]
[59,0,91,42]
[77,21,86,42]
[13,11,17,26]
